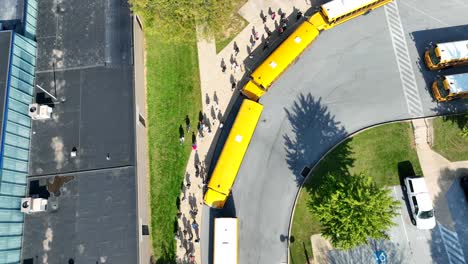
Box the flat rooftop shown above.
[29,0,135,176]
[0,0,24,32]
[22,167,138,264]
[23,0,139,262]
[0,31,12,146]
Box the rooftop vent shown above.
[29,103,53,120]
[21,197,48,214]
[71,147,77,158]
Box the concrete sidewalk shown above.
[175,0,312,262]
[412,118,468,230]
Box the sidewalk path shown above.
[412,118,468,230]
[176,0,312,262]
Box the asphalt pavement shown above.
[202,0,468,263]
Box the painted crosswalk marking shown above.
[384,1,424,117]
[438,224,466,264]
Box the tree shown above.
[129,0,234,42]
[309,173,399,250]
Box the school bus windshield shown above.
[436,79,449,98]
[429,47,441,65]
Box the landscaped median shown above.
[289,122,422,264]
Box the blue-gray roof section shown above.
[22,168,138,264]
[0,30,37,263]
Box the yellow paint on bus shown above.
[241,80,265,102]
[204,100,264,208]
[314,0,393,30]
[242,22,319,100]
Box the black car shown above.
[461,175,468,200]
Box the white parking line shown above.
[393,186,410,243]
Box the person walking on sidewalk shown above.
[296,11,303,21]
[191,220,199,230]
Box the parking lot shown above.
[390,182,468,264]
[198,0,468,263]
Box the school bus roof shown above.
[207,100,263,196]
[445,73,468,93]
[436,40,468,63]
[250,22,319,89]
[322,0,378,21]
[214,218,238,264]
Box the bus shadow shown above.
[410,25,468,95]
[239,6,317,86]
[283,93,349,186]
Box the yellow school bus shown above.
[424,40,468,70]
[432,73,468,102]
[242,22,320,101]
[204,100,263,208]
[308,0,393,31]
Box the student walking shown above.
[271,11,276,20]
[296,11,303,21]
[234,45,240,56]
[254,31,260,41]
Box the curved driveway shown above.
[202,1,468,263]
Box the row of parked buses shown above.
[204,0,394,210]
[424,39,468,101]
[206,0,395,261]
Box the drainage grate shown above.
[142,225,149,236]
[301,167,311,178]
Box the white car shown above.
[403,176,436,230]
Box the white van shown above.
[403,176,436,230]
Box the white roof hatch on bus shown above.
[214,218,237,264]
[437,40,468,62]
[322,0,377,21]
[445,73,468,93]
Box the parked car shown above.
[461,175,468,200]
[403,176,436,229]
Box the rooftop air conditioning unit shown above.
[28,103,52,120]
[21,197,48,214]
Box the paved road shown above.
[202,1,468,263]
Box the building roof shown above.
[22,167,138,264]
[437,40,468,62]
[0,0,24,32]
[0,31,12,147]
[321,0,376,21]
[23,0,139,262]
[29,0,135,176]
[445,73,468,93]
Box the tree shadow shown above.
[283,93,350,186]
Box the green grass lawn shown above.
[289,122,422,264]
[146,31,202,262]
[214,1,248,53]
[432,115,468,161]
